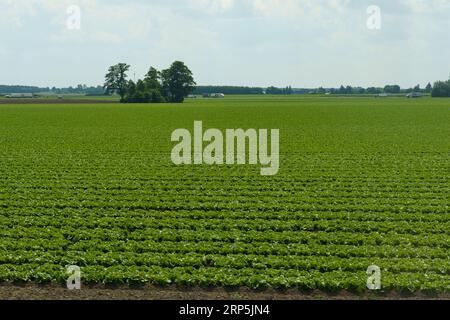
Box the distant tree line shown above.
[266,86,293,94]
[193,86,295,95]
[431,77,450,97]
[311,83,433,95]
[193,84,437,96]
[53,85,106,95]
[3,76,450,98]
[104,61,196,103]
[312,86,383,95]
[0,85,45,94]
[0,85,106,95]
[194,86,264,95]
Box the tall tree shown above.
[345,85,353,94]
[367,87,381,94]
[384,85,400,94]
[124,80,137,102]
[285,86,293,94]
[266,86,282,94]
[431,80,450,97]
[161,61,196,103]
[104,63,130,101]
[425,82,432,93]
[144,67,162,90]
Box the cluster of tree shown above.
[431,78,450,97]
[193,86,264,95]
[265,86,293,95]
[104,61,196,103]
[403,83,432,94]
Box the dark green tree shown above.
[367,87,381,94]
[345,86,353,94]
[285,86,293,94]
[161,61,196,103]
[104,63,130,101]
[123,79,165,103]
[144,67,162,91]
[384,85,400,94]
[431,80,450,97]
[135,80,150,102]
[126,80,137,101]
[425,82,432,93]
[266,86,282,94]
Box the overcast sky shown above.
[0,0,449,88]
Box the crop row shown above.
[0,216,448,235]
[3,189,449,206]
[1,251,450,274]
[0,264,448,292]
[1,207,449,222]
[0,227,449,249]
[1,201,448,215]
[1,239,449,259]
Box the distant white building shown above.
[6,93,34,98]
[211,93,225,98]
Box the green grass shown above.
[0,96,449,292]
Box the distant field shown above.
[0,96,449,297]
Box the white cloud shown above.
[0,0,37,27]
[405,0,450,13]
[92,31,123,44]
[250,0,350,17]
[189,0,234,14]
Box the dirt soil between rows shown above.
[0,284,448,300]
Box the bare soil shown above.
[0,284,448,300]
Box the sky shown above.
[0,0,449,88]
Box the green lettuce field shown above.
[0,96,449,293]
